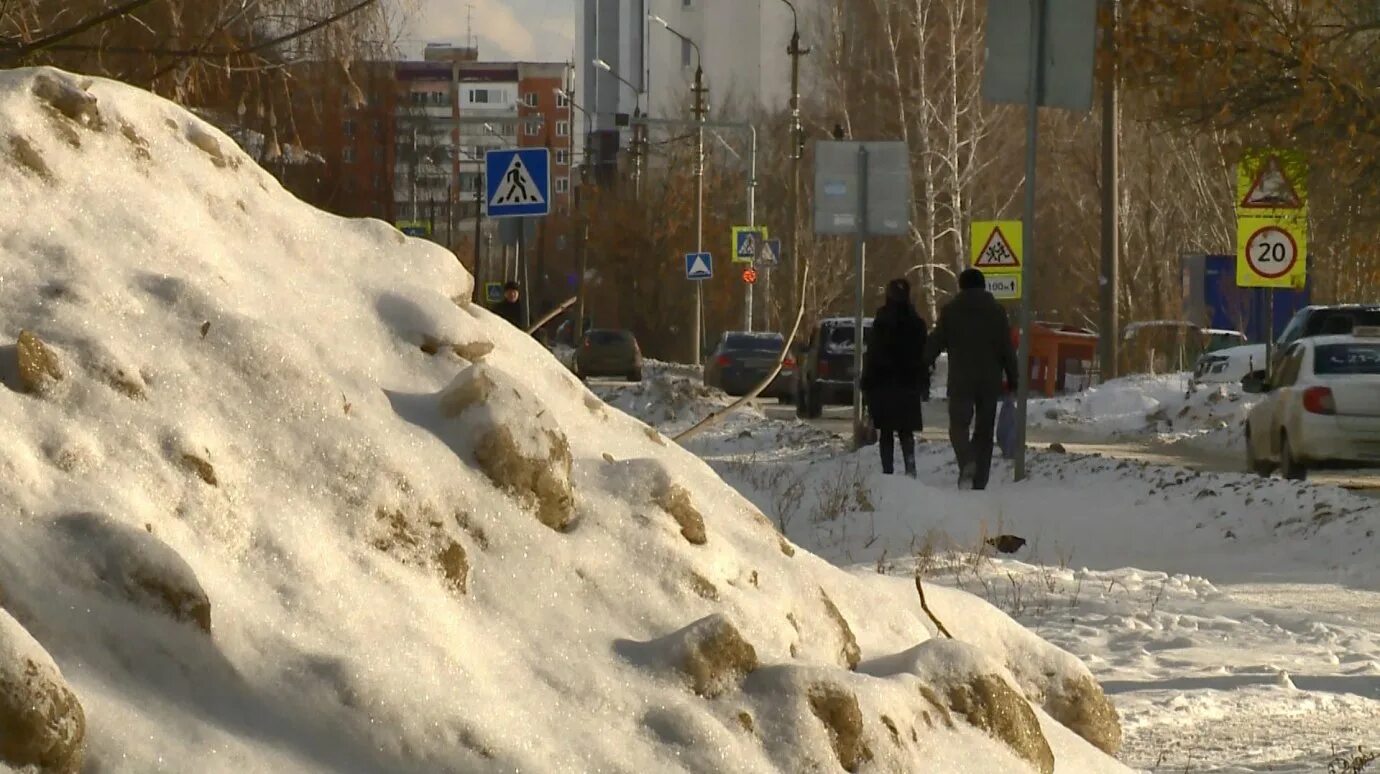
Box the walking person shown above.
[924,268,1019,490]
[861,278,929,477]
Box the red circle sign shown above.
[743,268,758,285]
[1245,225,1298,280]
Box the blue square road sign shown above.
[486,148,551,218]
[685,252,713,281]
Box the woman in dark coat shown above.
[861,278,929,476]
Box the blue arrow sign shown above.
[486,148,551,218]
[685,252,713,281]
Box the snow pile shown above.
[1031,374,1257,448]
[0,68,1124,772]
[700,405,1380,770]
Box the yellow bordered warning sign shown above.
[1237,149,1307,217]
[1237,215,1307,289]
[971,221,1022,270]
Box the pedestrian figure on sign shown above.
[503,163,530,203]
[492,281,524,328]
[861,278,929,477]
[924,268,1019,491]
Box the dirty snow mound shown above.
[0,68,1125,772]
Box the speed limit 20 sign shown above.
[1237,216,1307,289]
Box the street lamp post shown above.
[593,59,646,198]
[775,0,809,332]
[651,15,707,365]
[558,87,596,342]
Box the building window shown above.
[681,39,692,68]
[556,91,570,108]
[470,89,489,104]
[555,149,569,165]
[525,121,540,137]
[523,92,539,107]
[343,146,355,164]
[373,147,384,163]
[555,178,569,194]
[343,119,356,138]
[556,120,569,137]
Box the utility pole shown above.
[778,0,810,332]
[1098,0,1120,382]
[649,16,707,363]
[1014,0,1046,482]
[693,62,707,364]
[473,172,484,295]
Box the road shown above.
[763,399,1380,494]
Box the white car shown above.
[1244,333,1380,479]
[1193,343,1268,385]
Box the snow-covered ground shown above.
[601,366,1380,772]
[0,69,1126,773]
[1030,374,1258,454]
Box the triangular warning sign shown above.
[1241,155,1302,210]
[491,155,546,206]
[975,226,1020,269]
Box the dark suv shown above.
[1270,304,1380,370]
[794,317,872,419]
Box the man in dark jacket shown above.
[492,281,524,328]
[861,278,929,477]
[924,268,1020,490]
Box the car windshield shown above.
[724,333,784,352]
[1305,310,1380,337]
[1314,343,1380,375]
[587,330,632,346]
[823,323,872,353]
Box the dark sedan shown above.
[575,329,643,381]
[703,331,795,401]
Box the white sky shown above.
[401,0,576,62]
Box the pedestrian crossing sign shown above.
[485,148,551,218]
[971,221,1022,271]
[732,226,769,264]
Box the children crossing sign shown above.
[971,221,1022,269]
[970,221,1022,299]
[485,148,551,218]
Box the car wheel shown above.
[1280,432,1308,481]
[1246,429,1274,477]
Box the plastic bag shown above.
[996,394,1017,459]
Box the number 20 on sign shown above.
[1237,216,1307,289]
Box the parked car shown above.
[704,331,795,401]
[574,329,643,381]
[1203,328,1247,353]
[1120,321,1206,375]
[795,317,872,419]
[1243,329,1380,479]
[1193,343,1268,385]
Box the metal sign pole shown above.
[1014,0,1046,482]
[852,145,870,449]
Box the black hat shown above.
[959,268,986,290]
[503,281,520,292]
